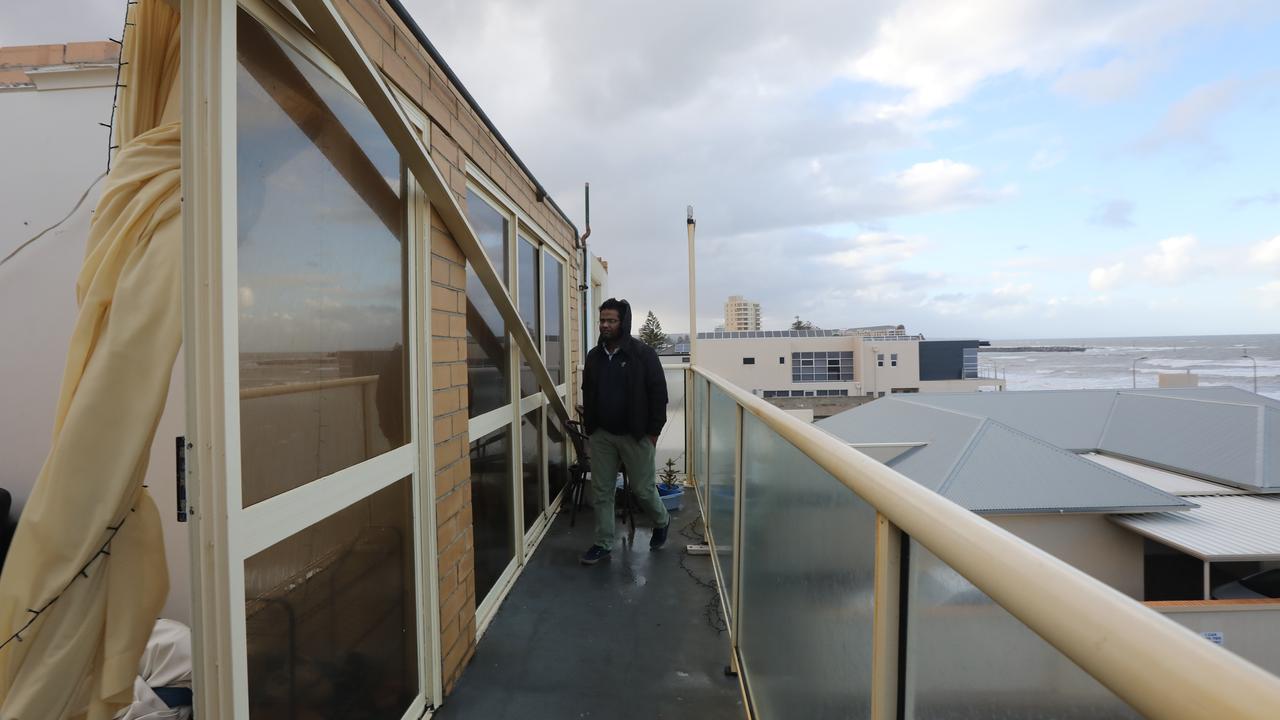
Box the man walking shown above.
[579,298,670,564]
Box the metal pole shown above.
[1243,352,1257,394]
[1131,356,1147,389]
[687,206,697,365]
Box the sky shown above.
[9,1,1280,339]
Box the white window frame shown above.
[185,2,438,716]
[462,170,570,636]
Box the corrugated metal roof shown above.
[941,421,1192,514]
[1112,495,1280,561]
[895,390,1118,450]
[817,399,1190,514]
[1100,393,1267,490]
[1080,453,1249,496]
[880,387,1279,491]
[818,398,982,492]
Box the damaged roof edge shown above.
[384,0,581,242]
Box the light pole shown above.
[870,346,879,397]
[687,206,697,365]
[1243,352,1257,394]
[1131,356,1147,389]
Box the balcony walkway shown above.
[434,506,743,720]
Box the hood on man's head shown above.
[597,297,633,347]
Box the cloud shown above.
[1259,281,1280,309]
[1054,54,1163,103]
[1089,199,1135,228]
[1029,141,1066,171]
[1234,191,1280,208]
[1250,235,1280,266]
[1089,262,1126,291]
[825,232,924,269]
[847,1,1246,119]
[1141,235,1197,283]
[1135,79,1240,155]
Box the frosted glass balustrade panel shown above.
[656,367,686,476]
[707,386,737,606]
[692,377,709,507]
[904,541,1140,719]
[739,413,877,719]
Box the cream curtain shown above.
[0,1,182,718]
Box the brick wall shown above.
[334,0,583,695]
[0,41,119,87]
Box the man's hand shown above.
[647,435,659,446]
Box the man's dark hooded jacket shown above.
[582,300,668,440]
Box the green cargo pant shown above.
[589,430,670,551]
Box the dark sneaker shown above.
[650,522,670,550]
[580,545,611,565]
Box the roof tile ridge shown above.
[935,418,991,496]
[956,415,1192,507]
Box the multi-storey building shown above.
[723,294,762,331]
[686,328,1001,406]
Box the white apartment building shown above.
[723,294,762,331]
[691,329,1002,399]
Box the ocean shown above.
[980,334,1280,400]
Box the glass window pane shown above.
[547,408,569,502]
[465,191,510,418]
[518,236,540,398]
[521,408,544,532]
[245,477,417,718]
[236,12,407,507]
[471,426,514,604]
[543,254,565,385]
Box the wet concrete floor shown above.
[434,507,744,720]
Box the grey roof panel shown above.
[939,420,1191,514]
[1268,407,1280,489]
[1080,453,1249,496]
[818,399,1190,513]
[817,399,982,492]
[1099,394,1266,489]
[1112,495,1280,561]
[894,390,1119,450]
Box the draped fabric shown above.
[0,1,182,718]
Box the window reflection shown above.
[521,409,543,532]
[544,255,565,385]
[547,409,569,503]
[518,236,540,397]
[236,11,407,507]
[245,477,418,718]
[471,426,514,605]
[465,190,510,418]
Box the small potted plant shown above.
[657,458,684,511]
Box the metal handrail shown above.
[690,364,1280,720]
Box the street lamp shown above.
[1243,352,1257,394]
[1131,356,1147,389]
[870,346,879,397]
